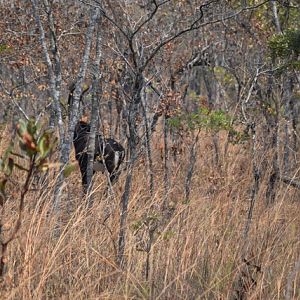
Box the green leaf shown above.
[0,44,8,52]
[63,163,77,178]
[16,119,27,138]
[268,29,300,59]
[0,143,13,171]
[168,116,182,129]
[27,117,38,137]
[37,132,51,158]
[17,119,38,157]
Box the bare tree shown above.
[31,1,100,214]
[86,13,103,200]
[92,0,272,265]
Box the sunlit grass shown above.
[1,130,300,299]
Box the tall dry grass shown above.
[1,130,300,299]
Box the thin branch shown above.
[80,0,129,39]
[131,0,170,37]
[31,0,55,84]
[31,0,64,139]
[43,0,64,134]
[57,20,84,41]
[141,0,270,71]
[10,98,30,121]
[0,155,36,277]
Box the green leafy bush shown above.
[268,29,300,60]
[168,108,232,132]
[168,108,250,144]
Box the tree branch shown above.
[141,0,270,71]
[131,0,171,37]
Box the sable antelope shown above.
[73,121,125,188]
[69,84,125,189]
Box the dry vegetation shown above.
[1,124,300,300]
[0,2,299,299]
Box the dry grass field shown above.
[1,124,300,299]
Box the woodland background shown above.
[0,0,300,299]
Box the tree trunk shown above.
[117,72,144,266]
[54,7,99,212]
[141,91,154,196]
[163,115,169,210]
[86,17,103,201]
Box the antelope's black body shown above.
[73,121,125,187]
